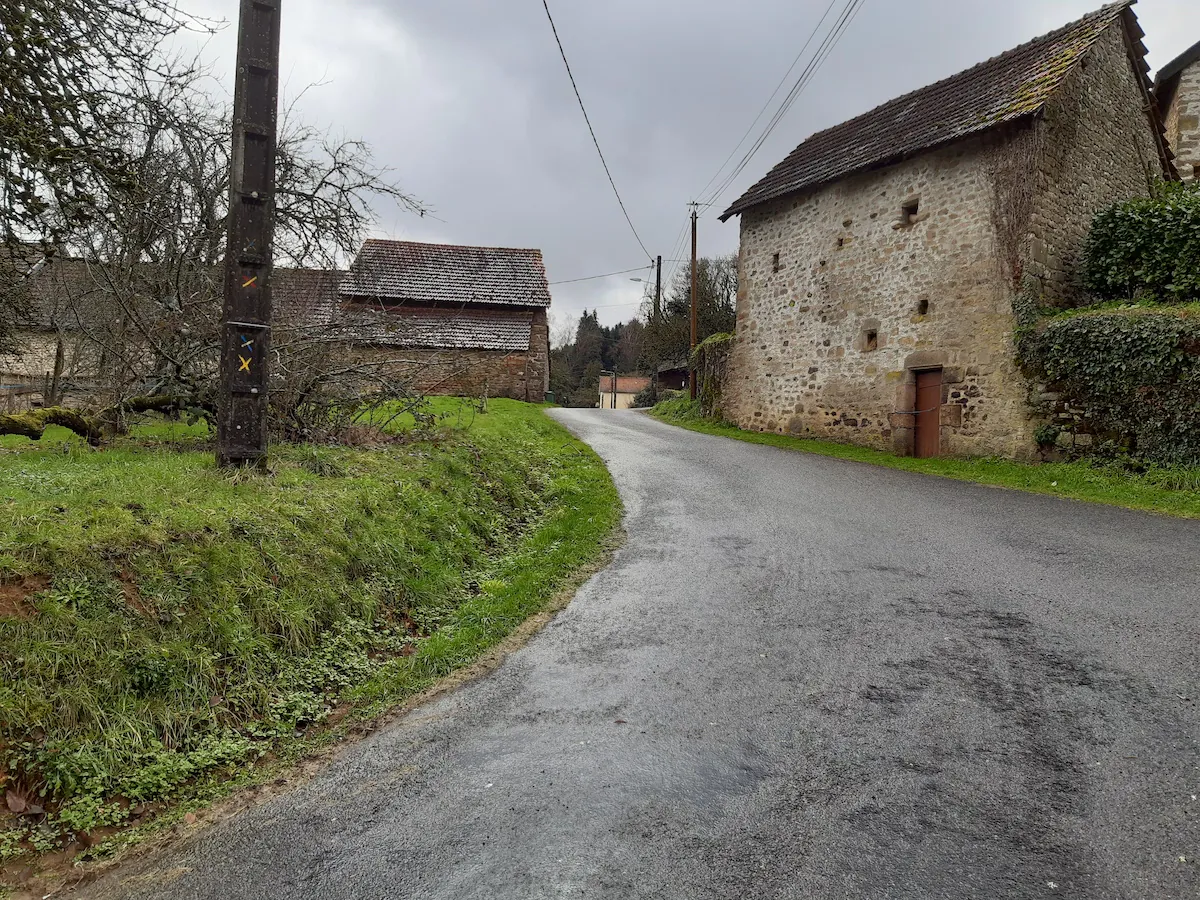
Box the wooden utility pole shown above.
[217,0,282,468]
[689,205,699,401]
[653,255,662,322]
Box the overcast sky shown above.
[179,0,1200,333]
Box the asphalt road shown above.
[88,410,1198,899]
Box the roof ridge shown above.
[722,1,1134,220]
[363,238,545,256]
[801,2,1129,146]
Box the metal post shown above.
[689,206,699,401]
[217,0,282,468]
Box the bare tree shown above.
[0,1,210,245]
[0,53,430,442]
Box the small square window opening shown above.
[918,298,930,316]
[837,237,846,249]
[865,330,879,352]
[902,200,920,225]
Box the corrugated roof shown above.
[722,2,1145,221]
[339,240,552,309]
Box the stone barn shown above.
[719,1,1174,459]
[337,240,551,402]
[1155,39,1200,181]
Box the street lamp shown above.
[599,369,617,410]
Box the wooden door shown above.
[914,369,942,459]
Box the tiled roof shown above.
[339,240,552,309]
[273,268,343,329]
[344,306,533,351]
[1155,39,1200,88]
[722,2,1145,221]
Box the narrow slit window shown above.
[865,330,879,352]
[772,252,781,273]
[837,237,846,249]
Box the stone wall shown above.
[1162,60,1200,182]
[725,131,1036,459]
[1028,22,1164,307]
[724,19,1166,459]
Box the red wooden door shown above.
[914,370,942,459]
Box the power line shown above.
[540,0,652,262]
[700,0,868,210]
[694,0,840,205]
[549,265,651,286]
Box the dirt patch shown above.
[117,569,156,619]
[0,575,50,620]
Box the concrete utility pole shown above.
[689,205,699,401]
[653,254,662,322]
[217,0,282,468]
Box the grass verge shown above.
[0,399,621,884]
[649,396,1200,518]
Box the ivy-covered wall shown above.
[1024,307,1200,464]
[1022,181,1200,465]
[690,332,733,419]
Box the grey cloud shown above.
[191,0,1200,325]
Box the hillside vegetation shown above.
[0,400,620,866]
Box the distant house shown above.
[598,376,651,410]
[719,2,1174,459]
[1155,39,1200,180]
[338,240,551,402]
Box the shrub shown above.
[1081,180,1200,304]
[1028,308,1200,465]
[631,383,657,409]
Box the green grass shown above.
[0,399,621,868]
[650,396,1200,518]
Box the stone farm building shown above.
[337,240,551,403]
[0,239,552,410]
[1155,39,1200,181]
[720,1,1177,459]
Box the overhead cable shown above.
[540,0,653,262]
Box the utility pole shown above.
[217,0,282,468]
[653,254,662,322]
[689,204,699,401]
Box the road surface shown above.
[89,410,1199,899]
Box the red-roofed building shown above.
[597,375,652,410]
[338,240,551,402]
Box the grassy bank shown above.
[650,396,1200,518]
[0,400,620,870]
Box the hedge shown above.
[1028,307,1200,464]
[1081,180,1200,304]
